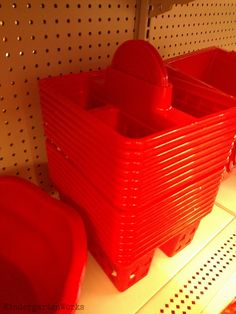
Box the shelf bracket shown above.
[149,0,195,17]
[135,0,195,40]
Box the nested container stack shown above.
[39,40,236,291]
[166,47,236,172]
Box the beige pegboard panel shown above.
[148,0,236,59]
[0,0,136,193]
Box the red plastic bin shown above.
[166,47,236,97]
[0,177,87,314]
[166,47,236,171]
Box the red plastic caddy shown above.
[166,47,236,171]
[39,40,236,291]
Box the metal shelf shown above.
[137,218,236,314]
[216,169,236,216]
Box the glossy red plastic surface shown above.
[160,220,200,257]
[221,299,236,314]
[39,40,236,291]
[46,142,216,260]
[167,47,236,96]
[0,176,87,313]
[166,47,236,171]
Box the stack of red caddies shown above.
[39,40,236,291]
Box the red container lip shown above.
[45,143,216,252]
[46,140,221,209]
[166,46,219,65]
[0,176,87,309]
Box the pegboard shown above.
[148,0,236,59]
[0,0,137,192]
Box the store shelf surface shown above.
[136,217,236,314]
[216,169,236,215]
